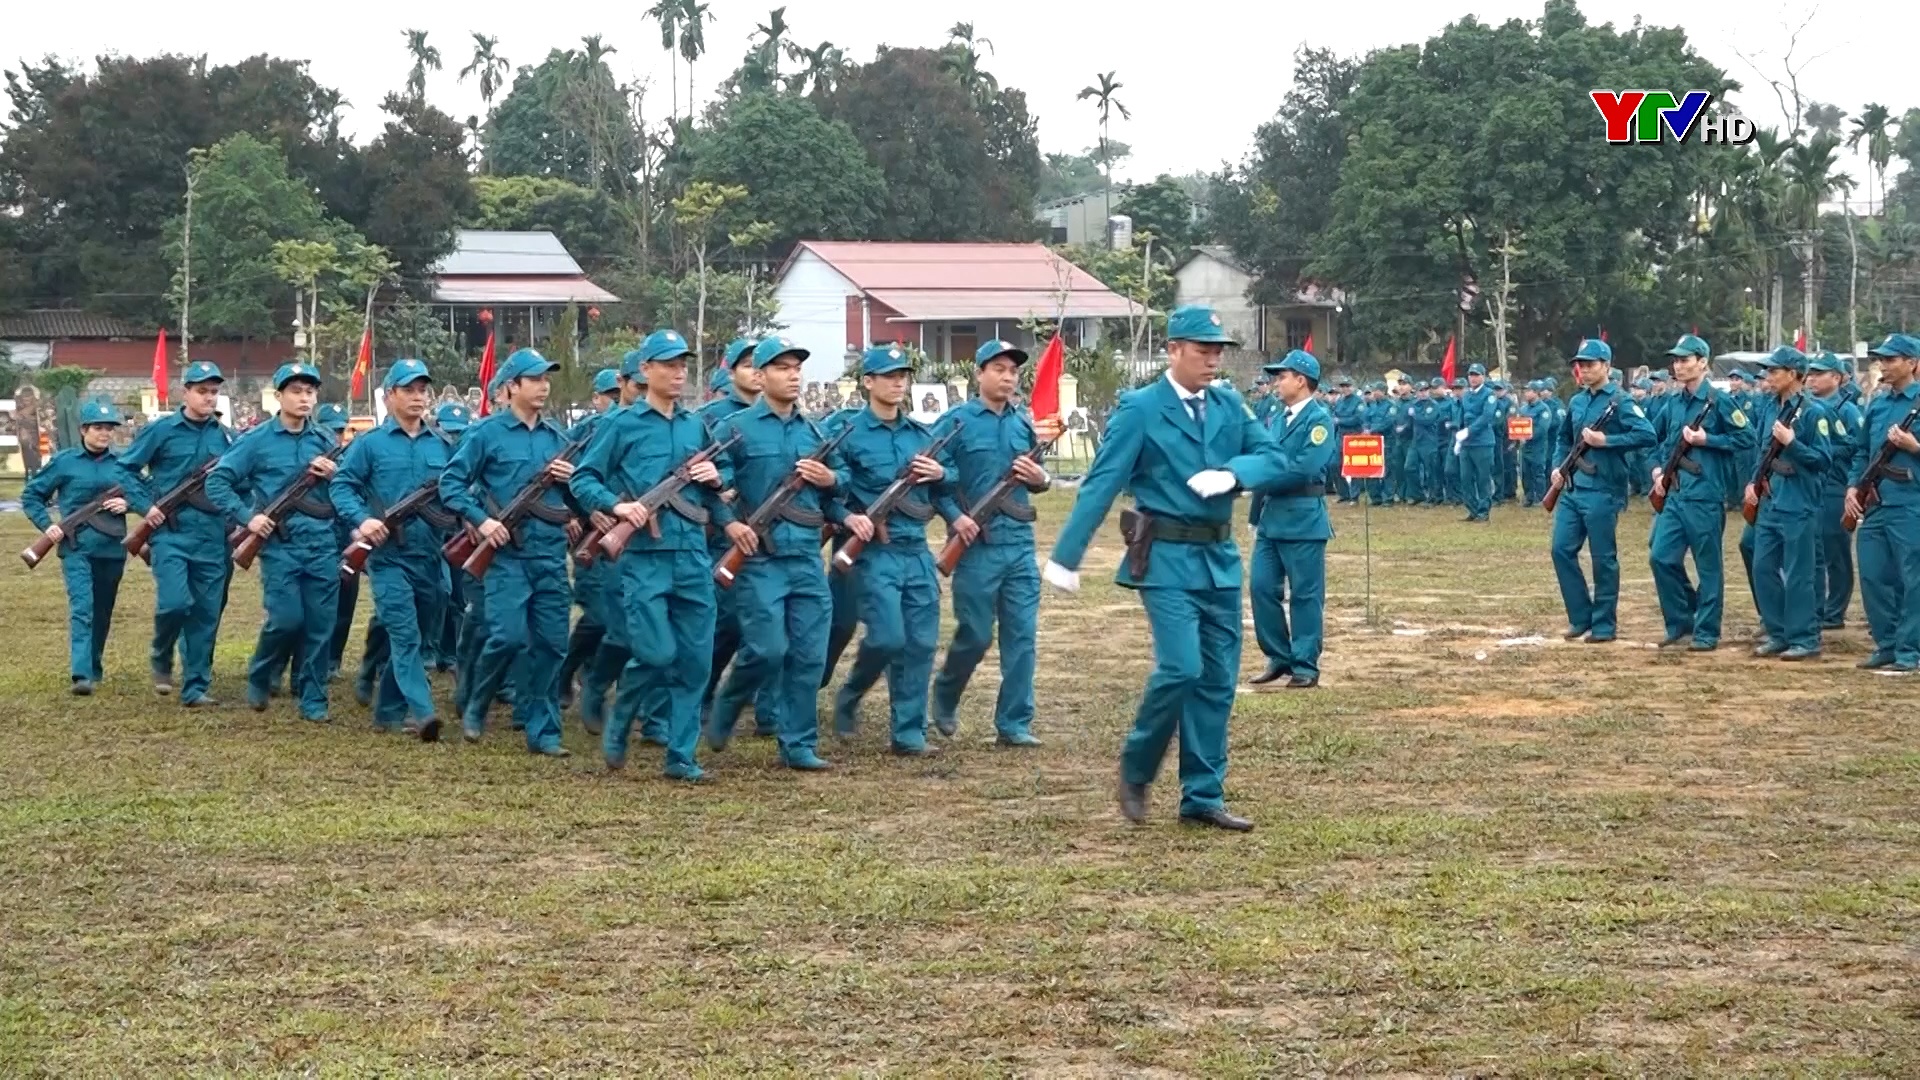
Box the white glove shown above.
[1186,469,1238,498]
[1042,559,1080,593]
[1453,429,1469,455]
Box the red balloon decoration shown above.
[478,308,494,324]
[587,307,601,320]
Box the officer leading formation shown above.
[23,317,1920,831]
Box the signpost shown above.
[1342,434,1387,625]
[1507,416,1534,441]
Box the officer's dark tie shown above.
[1187,397,1206,427]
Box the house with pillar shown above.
[429,229,620,356]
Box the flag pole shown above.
[362,285,377,416]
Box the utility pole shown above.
[1844,207,1859,351]
[180,161,195,362]
[1800,229,1818,349]
[1492,230,1523,376]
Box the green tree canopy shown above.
[485,50,643,193]
[348,95,478,284]
[468,175,627,265]
[1115,176,1195,253]
[688,92,885,251]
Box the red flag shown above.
[1440,335,1457,384]
[476,326,498,416]
[349,321,374,400]
[152,328,169,407]
[1029,332,1065,421]
[1794,326,1808,352]
[1599,327,1609,343]
[1302,332,1315,354]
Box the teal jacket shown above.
[439,411,577,559]
[23,446,129,559]
[1050,376,1282,590]
[1654,382,1755,505]
[206,414,339,554]
[1410,397,1442,446]
[331,418,456,565]
[116,409,235,543]
[708,400,849,558]
[1460,384,1497,447]
[1851,380,1920,509]
[570,400,728,554]
[834,408,962,548]
[1248,398,1336,542]
[1749,390,1832,518]
[1812,391,1865,497]
[933,398,1049,549]
[1331,391,1363,434]
[1563,384,1657,496]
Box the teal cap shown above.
[1467,362,1487,377]
[1868,332,1920,359]
[974,338,1029,366]
[753,335,809,368]
[1755,345,1808,373]
[273,361,322,390]
[1262,349,1320,384]
[1808,351,1848,375]
[723,338,757,368]
[620,349,645,379]
[78,399,123,426]
[1335,375,1353,387]
[1650,370,1670,382]
[1428,377,1445,389]
[1666,333,1711,358]
[708,366,732,393]
[497,348,558,387]
[382,358,432,390]
[182,359,224,385]
[640,328,692,362]
[1492,379,1509,391]
[1450,378,1466,389]
[591,368,620,395]
[861,343,912,376]
[1164,305,1238,345]
[315,403,347,431]
[1572,339,1612,364]
[1632,377,1652,390]
[434,402,472,431]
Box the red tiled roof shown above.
[782,242,1142,317]
[870,288,1138,322]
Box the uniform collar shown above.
[1162,372,1205,402]
[747,397,806,422]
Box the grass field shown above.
[2,482,1915,1076]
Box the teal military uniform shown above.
[1726,372,1759,510]
[1809,352,1864,628]
[1458,365,1496,520]
[1647,336,1755,650]
[1626,379,1654,497]
[206,362,340,720]
[929,339,1049,745]
[829,345,964,753]
[1520,383,1554,505]
[573,353,658,741]
[331,361,454,736]
[1049,305,1285,821]
[1851,334,1920,670]
[1440,380,1465,504]
[1550,341,1657,641]
[1389,388,1417,503]
[23,400,131,690]
[819,404,865,686]
[440,349,577,754]
[706,336,849,770]
[1247,351,1337,684]
[1492,383,1517,502]
[1410,383,1443,503]
[315,404,360,681]
[1360,386,1393,505]
[1330,378,1361,501]
[431,402,473,673]
[116,360,236,705]
[557,368,622,720]
[694,337,766,733]
[1739,348,1833,658]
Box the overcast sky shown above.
[2,0,1907,202]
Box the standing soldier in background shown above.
[332,360,453,740]
[1626,378,1655,498]
[1245,350,1336,689]
[118,360,234,707]
[206,362,340,721]
[1550,340,1656,644]
[929,339,1053,747]
[23,400,131,696]
[1361,382,1394,506]
[1807,352,1863,630]
[1848,333,1920,672]
[1440,379,1466,506]
[1648,335,1754,652]
[1518,382,1551,507]
[1491,380,1516,505]
[1725,370,1759,512]
[1456,364,1496,522]
[696,338,765,734]
[441,349,577,756]
[557,368,623,712]
[1389,381,1417,505]
[1743,347,1832,661]
[1410,380,1442,505]
[1329,376,1362,502]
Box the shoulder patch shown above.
[1835,421,1847,436]
[1816,417,1830,437]
[1630,404,1643,418]
[1310,425,1328,445]
[1730,409,1747,428]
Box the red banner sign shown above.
[1341,434,1387,480]
[1508,416,1534,441]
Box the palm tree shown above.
[948,22,993,56]
[312,87,347,143]
[1077,71,1131,208]
[676,0,715,116]
[579,34,617,70]
[1803,102,1847,140]
[403,30,442,104]
[647,0,683,120]
[784,41,844,98]
[1849,104,1894,215]
[458,35,509,172]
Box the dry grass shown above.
[1,483,1915,1076]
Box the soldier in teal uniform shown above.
[1807,352,1863,629]
[1441,379,1466,504]
[1329,376,1362,502]
[1648,335,1755,651]
[1626,378,1655,497]
[818,399,866,687]
[1045,305,1285,832]
[332,359,454,739]
[828,344,963,755]
[430,401,472,674]
[929,339,1052,747]
[1252,374,1279,423]
[118,360,235,706]
[1244,350,1336,689]
[1490,380,1515,503]
[1410,380,1442,504]
[1456,364,1497,521]
[1518,382,1549,505]
[1847,333,1920,671]
[1359,383,1393,505]
[441,348,578,756]
[452,381,515,724]
[1388,381,1415,504]
[696,338,765,732]
[317,403,361,682]
[571,329,727,779]
[207,362,341,720]
[577,351,658,740]
[706,335,847,771]
[1725,370,1758,511]
[557,367,622,711]
[1550,340,1656,643]
[1742,346,1832,660]
[23,399,131,695]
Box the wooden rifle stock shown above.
[833,423,963,574]
[934,444,1050,577]
[343,479,447,579]
[1541,395,1622,513]
[451,430,593,578]
[1842,400,1920,531]
[123,459,218,563]
[595,433,741,561]
[22,485,123,569]
[1649,397,1715,515]
[229,442,351,570]
[1742,397,1802,526]
[712,426,852,589]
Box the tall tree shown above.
[673,180,752,386]
[1848,103,1894,215]
[784,41,845,99]
[1077,71,1130,204]
[689,91,886,251]
[1802,101,1846,140]
[351,94,478,285]
[403,30,442,104]
[647,0,683,121]
[739,8,790,92]
[485,50,642,192]
[677,0,715,117]
[1784,134,1846,339]
[1115,176,1194,253]
[459,33,510,115]
[941,22,998,101]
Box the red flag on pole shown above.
[1302,332,1315,354]
[1599,327,1608,343]
[1439,335,1457,384]
[152,328,169,407]
[349,321,374,400]
[476,325,498,416]
[1794,326,1808,352]
[1029,332,1065,421]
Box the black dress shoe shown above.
[1285,675,1319,689]
[1117,779,1149,824]
[1180,807,1254,832]
[1248,660,1291,685]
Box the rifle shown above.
[713,425,853,588]
[1742,396,1804,525]
[1541,394,1623,513]
[1649,396,1716,514]
[588,432,742,561]
[228,442,351,570]
[122,458,218,564]
[442,430,593,578]
[934,441,1052,577]
[1842,398,1920,531]
[832,421,964,574]
[21,485,124,569]
[339,478,455,578]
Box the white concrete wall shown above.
[770,250,860,384]
[1173,257,1260,348]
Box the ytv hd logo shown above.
[1590,91,1756,145]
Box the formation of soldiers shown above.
[22,306,1920,830]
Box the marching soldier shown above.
[207,362,340,721]
[1549,340,1656,643]
[430,401,473,672]
[1648,335,1754,652]
[1045,305,1284,832]
[558,368,623,711]
[23,399,131,695]
[578,353,658,742]
[1245,350,1336,689]
[452,382,513,723]
[819,398,866,687]
[929,339,1053,747]
[118,359,235,707]
[1847,334,1920,672]
[696,338,765,733]
[1742,346,1832,660]
[1808,352,1863,629]
[572,330,726,779]
[331,360,453,739]
[1725,369,1759,511]
[1627,378,1655,498]
[706,336,846,770]
[1457,363,1496,522]
[317,404,359,682]
[441,349,577,756]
